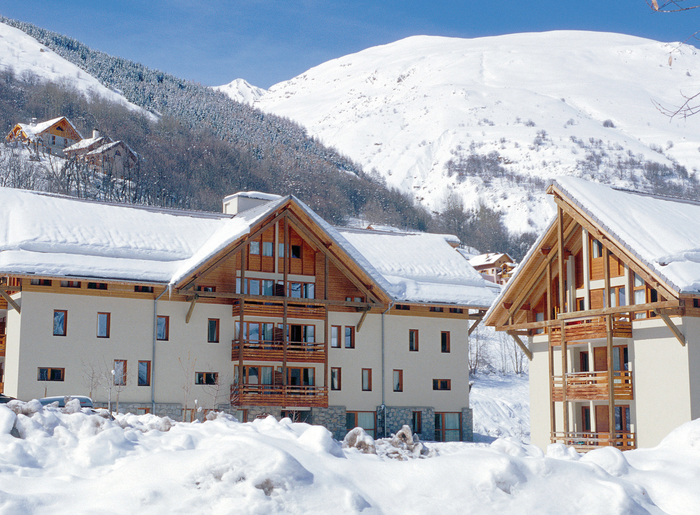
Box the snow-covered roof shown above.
[223,191,283,203]
[65,135,109,153]
[86,140,136,157]
[336,228,500,307]
[468,252,513,268]
[553,176,700,294]
[0,187,498,306]
[17,116,82,140]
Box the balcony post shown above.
[238,249,246,400]
[324,254,329,393]
[557,206,568,437]
[547,261,556,441]
[606,314,615,445]
[283,216,289,388]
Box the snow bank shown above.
[1,402,698,514]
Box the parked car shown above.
[38,396,93,408]
[0,393,16,404]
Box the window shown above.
[196,285,216,293]
[262,241,274,257]
[582,406,591,432]
[31,279,52,286]
[331,367,341,390]
[291,245,302,259]
[279,243,285,257]
[429,306,444,312]
[288,367,314,386]
[412,411,422,434]
[435,412,461,442]
[393,370,403,392]
[433,379,451,390]
[346,411,376,438]
[138,361,151,386]
[53,310,67,336]
[235,365,273,385]
[97,313,110,338]
[235,409,248,422]
[591,239,603,259]
[289,282,315,299]
[250,241,260,255]
[395,304,410,310]
[345,326,355,349]
[288,324,315,343]
[441,331,451,353]
[195,372,218,385]
[87,282,108,290]
[37,367,64,381]
[249,279,261,296]
[156,316,169,341]
[331,326,341,348]
[409,329,419,351]
[262,280,274,296]
[114,360,127,386]
[449,308,463,314]
[134,285,154,293]
[61,280,81,288]
[362,368,372,391]
[208,319,220,343]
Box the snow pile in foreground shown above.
[1,402,698,515]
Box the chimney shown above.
[223,191,282,215]
[93,130,100,139]
[31,118,37,126]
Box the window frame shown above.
[37,367,65,382]
[409,329,419,352]
[344,326,355,349]
[156,315,169,341]
[114,359,127,386]
[441,331,451,353]
[97,312,111,338]
[393,369,403,392]
[412,411,422,434]
[53,309,67,337]
[207,318,220,343]
[138,360,151,386]
[361,368,372,391]
[331,367,341,390]
[432,378,451,390]
[195,372,219,385]
[331,325,341,348]
[87,282,108,290]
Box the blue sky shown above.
[2,1,699,89]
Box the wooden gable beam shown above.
[185,295,198,324]
[356,308,370,333]
[468,313,484,336]
[284,214,385,305]
[551,195,677,301]
[654,309,686,346]
[0,289,20,314]
[507,331,533,361]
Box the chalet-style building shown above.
[0,188,498,441]
[65,131,138,176]
[468,252,516,285]
[6,116,82,156]
[485,177,700,451]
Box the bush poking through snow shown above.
[377,425,435,460]
[342,427,377,454]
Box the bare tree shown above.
[81,359,102,399]
[179,351,197,421]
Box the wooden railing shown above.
[550,315,632,344]
[232,301,326,320]
[231,340,325,363]
[0,335,5,357]
[230,384,328,407]
[552,371,633,401]
[551,431,636,451]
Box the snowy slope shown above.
[0,22,149,115]
[2,402,700,514]
[213,78,266,105]
[256,31,700,234]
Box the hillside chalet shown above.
[6,116,82,156]
[485,177,700,451]
[468,252,516,285]
[65,131,138,176]
[0,189,499,441]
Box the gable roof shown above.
[469,252,514,268]
[65,135,109,153]
[15,116,82,141]
[0,187,497,307]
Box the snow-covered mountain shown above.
[0,22,147,116]
[256,31,700,234]
[213,78,266,105]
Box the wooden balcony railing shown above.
[551,431,636,451]
[231,340,325,363]
[0,335,5,357]
[232,301,326,320]
[552,371,633,401]
[550,315,632,344]
[230,384,328,408]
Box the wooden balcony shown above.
[552,371,633,401]
[231,340,325,363]
[551,431,636,451]
[550,315,632,344]
[230,384,328,408]
[232,301,326,320]
[0,335,5,357]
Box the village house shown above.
[468,252,516,285]
[485,177,700,451]
[65,131,138,176]
[6,116,82,156]
[0,188,498,441]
